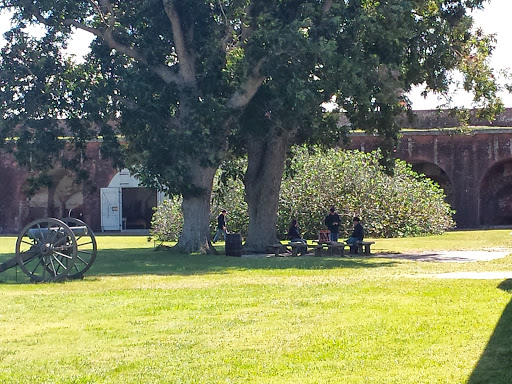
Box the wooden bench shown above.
[267,242,307,257]
[288,241,308,257]
[347,241,375,255]
[268,244,287,257]
[313,241,347,257]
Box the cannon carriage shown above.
[0,217,97,282]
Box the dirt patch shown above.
[375,249,511,263]
[377,249,512,279]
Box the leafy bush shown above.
[150,196,183,243]
[150,160,248,242]
[278,146,455,239]
[151,147,455,241]
[210,159,249,236]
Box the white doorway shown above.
[100,187,121,231]
[100,169,165,231]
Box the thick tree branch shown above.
[30,2,182,86]
[227,59,266,109]
[112,95,138,110]
[163,0,197,85]
[321,0,334,16]
[221,3,253,52]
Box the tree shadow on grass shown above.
[467,279,512,384]
[89,247,397,277]
[0,247,397,283]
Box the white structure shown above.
[100,169,165,231]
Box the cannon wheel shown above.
[60,217,97,279]
[15,218,78,282]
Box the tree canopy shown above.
[0,0,504,252]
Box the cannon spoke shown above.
[50,253,70,270]
[53,250,74,260]
[59,218,97,279]
[20,239,35,247]
[46,257,57,277]
[35,223,45,242]
[76,240,94,247]
[71,259,85,273]
[16,218,77,281]
[18,249,39,263]
[29,256,46,276]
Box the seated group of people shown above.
[287,207,364,248]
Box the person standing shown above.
[213,209,228,243]
[324,206,341,242]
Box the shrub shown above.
[149,196,183,243]
[210,159,249,236]
[150,147,455,241]
[278,146,455,239]
[150,160,249,243]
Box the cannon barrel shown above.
[27,225,88,240]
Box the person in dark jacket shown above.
[346,217,364,246]
[324,206,341,242]
[212,209,228,243]
[287,219,307,255]
[288,219,305,242]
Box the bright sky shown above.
[409,0,512,109]
[1,0,511,110]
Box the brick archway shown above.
[480,160,512,226]
[410,162,453,205]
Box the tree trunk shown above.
[243,130,292,253]
[176,160,217,254]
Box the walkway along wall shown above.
[0,141,162,234]
[346,127,512,228]
[0,141,117,234]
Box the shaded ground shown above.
[247,248,512,279]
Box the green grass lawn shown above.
[0,230,511,383]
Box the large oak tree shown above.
[0,0,503,253]
[236,0,504,252]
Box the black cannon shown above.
[0,217,97,282]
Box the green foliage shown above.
[149,196,183,243]
[278,146,455,239]
[210,159,249,236]
[151,159,249,242]
[151,147,454,241]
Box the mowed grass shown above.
[0,230,511,383]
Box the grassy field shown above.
[0,230,511,383]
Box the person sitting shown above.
[287,219,308,255]
[346,217,364,253]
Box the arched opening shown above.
[480,160,512,226]
[410,162,453,206]
[27,169,83,221]
[0,161,21,233]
